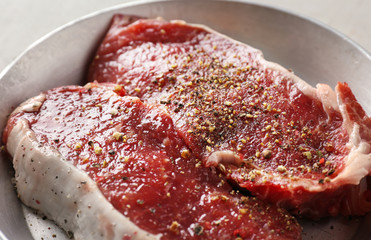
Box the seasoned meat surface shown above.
[3,83,302,239]
[88,15,371,218]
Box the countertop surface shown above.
[1,0,371,74]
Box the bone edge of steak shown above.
[6,96,159,240]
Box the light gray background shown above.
[1,0,371,74]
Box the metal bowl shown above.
[1,0,370,239]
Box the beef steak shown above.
[3,83,302,239]
[88,15,371,218]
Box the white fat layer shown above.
[333,98,371,185]
[315,84,340,113]
[14,93,46,113]
[206,150,242,167]
[7,119,159,240]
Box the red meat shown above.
[3,83,302,239]
[88,15,371,218]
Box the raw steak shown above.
[88,15,371,218]
[3,83,302,239]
